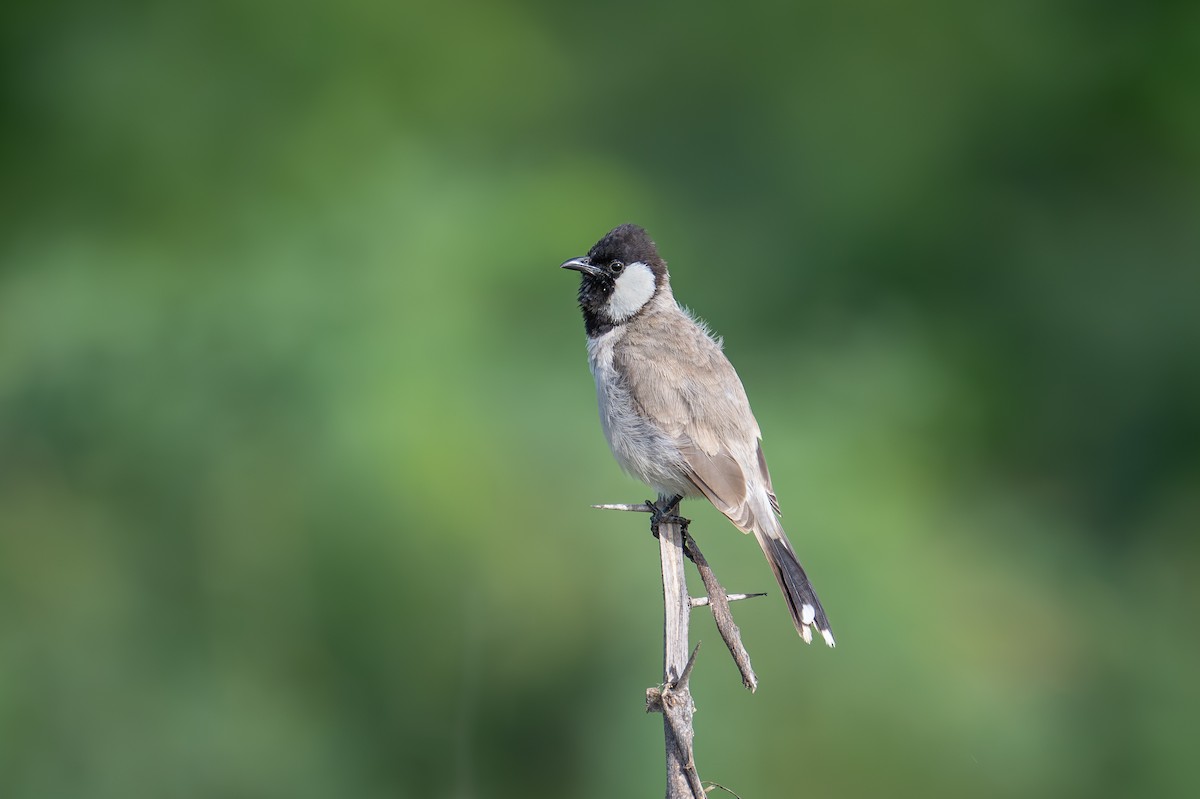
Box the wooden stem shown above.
[656,514,702,798]
[594,499,765,797]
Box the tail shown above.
[752,526,835,647]
[680,444,835,646]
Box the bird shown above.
[561,223,834,647]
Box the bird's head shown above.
[561,224,669,334]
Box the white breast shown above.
[586,325,691,497]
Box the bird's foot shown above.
[646,495,689,538]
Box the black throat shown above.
[577,274,616,337]
[581,306,614,338]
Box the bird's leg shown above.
[646,494,689,538]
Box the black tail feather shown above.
[763,534,835,646]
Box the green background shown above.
[3,2,1198,797]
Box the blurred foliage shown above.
[2,1,1199,797]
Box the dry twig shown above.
[595,500,766,797]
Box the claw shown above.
[647,495,689,537]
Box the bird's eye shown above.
[610,261,625,274]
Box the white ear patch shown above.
[606,261,656,321]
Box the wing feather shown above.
[615,309,768,529]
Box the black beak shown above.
[560,257,604,277]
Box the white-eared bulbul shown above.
[562,224,834,646]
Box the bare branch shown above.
[675,642,702,690]
[596,499,765,797]
[656,514,700,798]
[704,781,746,799]
[683,532,759,692]
[690,592,766,607]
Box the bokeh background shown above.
[3,1,1198,797]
